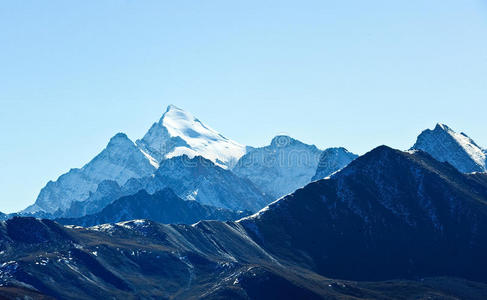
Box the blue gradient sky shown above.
[1,0,487,212]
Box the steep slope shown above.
[240,146,487,281]
[62,180,123,218]
[412,123,487,173]
[1,217,486,299]
[137,105,246,169]
[311,147,358,181]
[233,135,322,199]
[56,189,250,227]
[124,155,272,212]
[24,134,157,214]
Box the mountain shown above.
[56,189,250,227]
[311,147,358,181]
[412,123,487,173]
[239,145,487,281]
[232,135,322,199]
[60,155,271,219]
[62,180,123,218]
[22,105,248,215]
[136,105,246,169]
[2,211,487,298]
[3,146,487,298]
[123,155,272,212]
[23,133,157,214]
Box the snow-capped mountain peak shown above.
[233,135,323,199]
[412,123,486,173]
[24,133,157,214]
[137,105,246,169]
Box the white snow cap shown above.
[412,123,486,173]
[138,105,246,169]
[435,123,486,169]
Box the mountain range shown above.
[12,108,487,229]
[2,144,487,299]
[24,133,157,214]
[56,188,250,227]
[2,106,487,299]
[21,105,360,220]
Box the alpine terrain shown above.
[412,123,487,173]
[24,133,157,214]
[3,146,487,299]
[56,188,250,227]
[23,105,251,217]
[233,135,322,199]
[136,105,246,169]
[311,147,358,181]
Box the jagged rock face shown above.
[136,105,246,169]
[56,189,250,227]
[240,146,487,281]
[124,155,272,212]
[24,134,156,214]
[233,136,322,199]
[412,123,487,173]
[62,180,123,218]
[311,147,358,181]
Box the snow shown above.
[139,149,160,168]
[24,133,156,214]
[233,135,323,199]
[412,123,486,173]
[450,130,486,168]
[137,105,246,169]
[90,223,115,232]
[239,196,284,221]
[23,105,248,214]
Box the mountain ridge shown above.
[233,135,323,199]
[411,123,487,173]
[56,188,250,227]
[3,145,487,298]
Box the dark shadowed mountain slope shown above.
[240,146,487,281]
[56,188,250,227]
[1,217,486,300]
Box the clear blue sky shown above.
[1,0,487,213]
